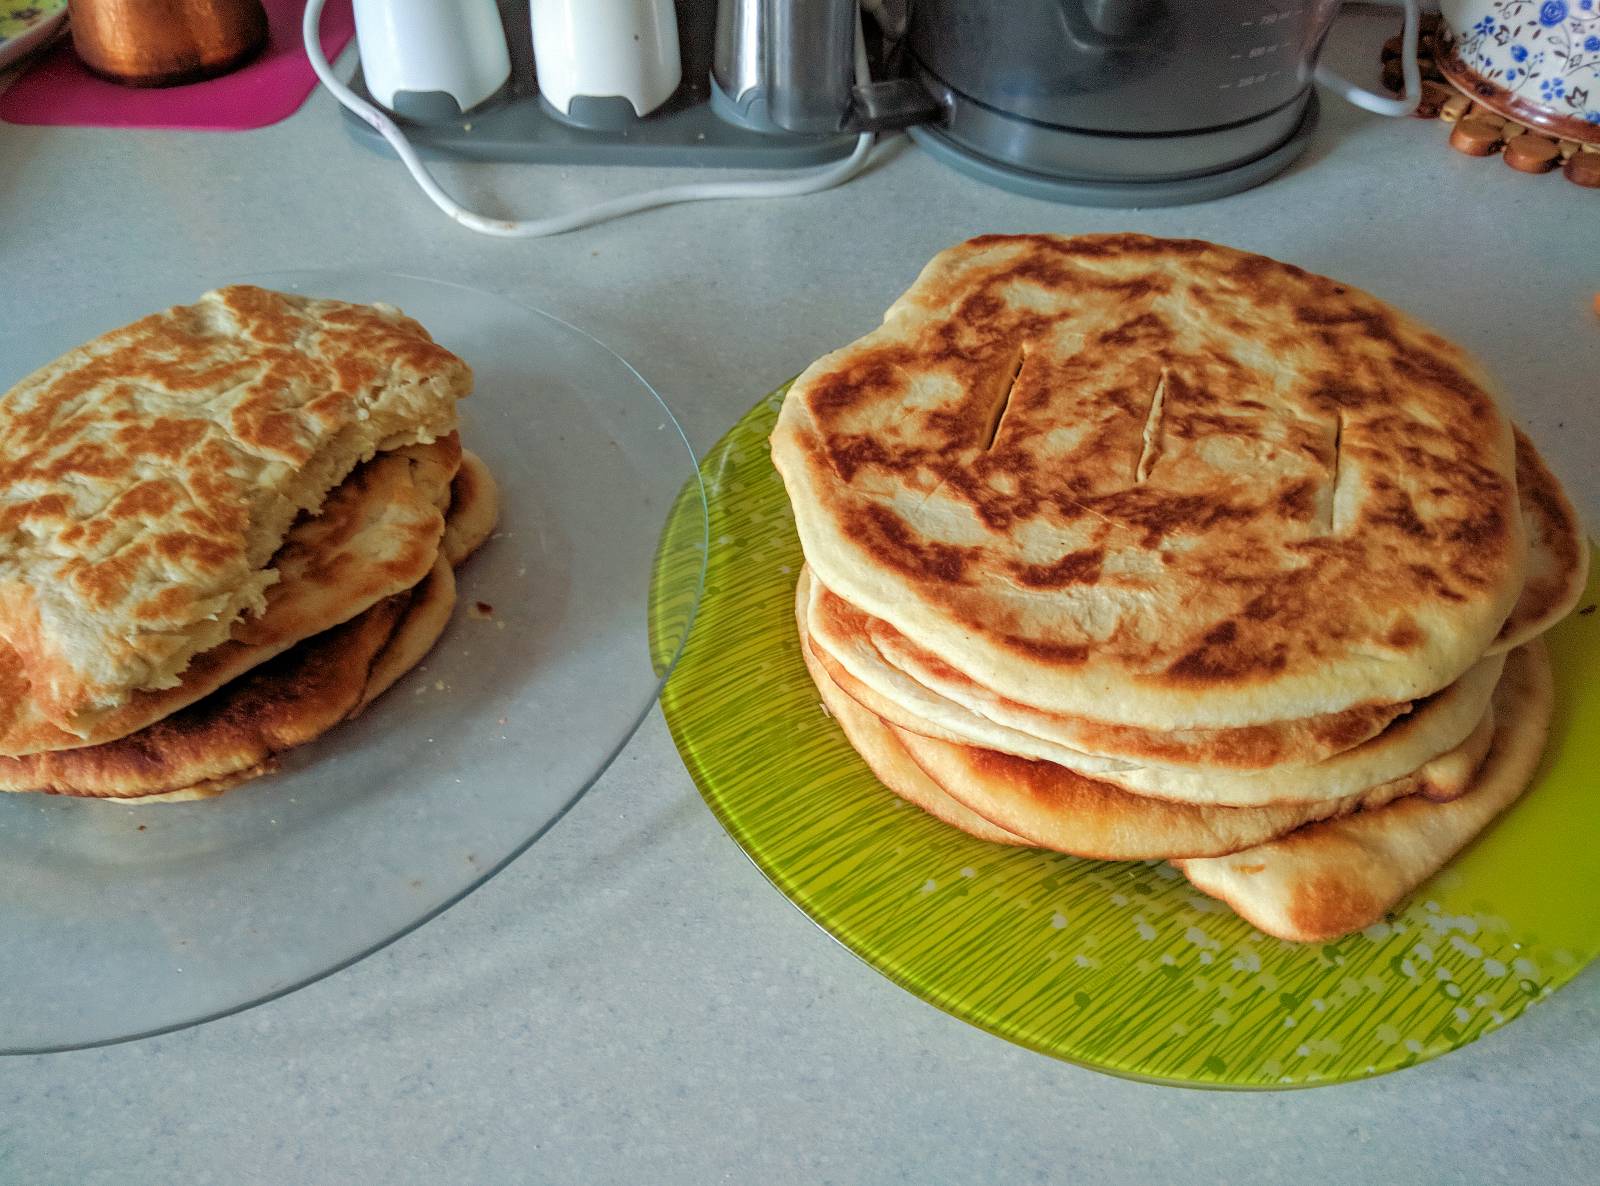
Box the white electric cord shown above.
[302,0,876,238]
[1314,0,1422,117]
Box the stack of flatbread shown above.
[0,285,499,803]
[771,235,1587,943]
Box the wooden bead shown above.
[1382,62,1405,93]
[1440,93,1471,123]
[1503,134,1560,173]
[1563,151,1600,187]
[1450,116,1504,156]
[1382,35,1403,63]
[1417,80,1452,118]
[1557,140,1581,160]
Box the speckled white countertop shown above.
[1,12,1596,1184]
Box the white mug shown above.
[530,0,683,121]
[1437,0,1600,140]
[353,0,512,117]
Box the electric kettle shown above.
[715,0,1421,203]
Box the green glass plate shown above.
[651,385,1600,1088]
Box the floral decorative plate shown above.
[651,385,1600,1089]
[0,1,66,74]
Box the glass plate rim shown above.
[0,269,710,1056]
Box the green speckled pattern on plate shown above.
[652,385,1600,1089]
[0,1,63,42]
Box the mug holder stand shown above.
[337,0,857,168]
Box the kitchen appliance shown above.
[901,0,1421,201]
[312,0,1422,233]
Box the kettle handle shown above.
[1314,0,1420,116]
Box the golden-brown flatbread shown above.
[797,561,1498,861]
[23,457,495,803]
[0,596,409,798]
[772,234,1525,728]
[352,556,457,717]
[441,449,499,566]
[802,567,1506,808]
[806,569,1405,772]
[0,436,460,757]
[0,285,468,733]
[892,705,1495,861]
[112,764,277,805]
[1489,429,1589,653]
[1176,641,1553,942]
[797,599,1027,846]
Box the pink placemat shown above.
[0,0,353,131]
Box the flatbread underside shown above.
[353,557,457,717]
[1176,641,1554,942]
[0,596,410,797]
[797,567,1502,862]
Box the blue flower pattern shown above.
[1453,0,1600,129]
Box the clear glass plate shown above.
[0,273,707,1054]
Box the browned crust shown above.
[1175,643,1553,942]
[2,455,496,801]
[441,449,499,566]
[811,575,1408,770]
[0,596,408,797]
[774,234,1524,722]
[1492,428,1589,651]
[794,579,1028,846]
[0,286,468,728]
[0,438,456,756]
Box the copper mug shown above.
[69,0,269,87]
